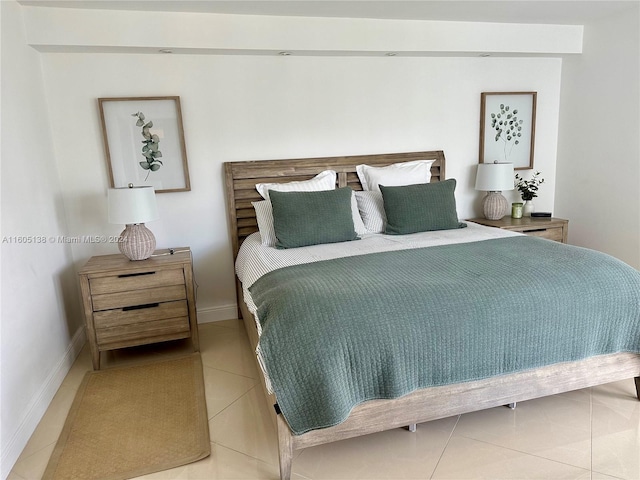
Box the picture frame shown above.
[479,92,537,170]
[98,96,191,193]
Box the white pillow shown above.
[256,170,336,199]
[253,193,367,247]
[355,191,386,234]
[356,160,436,192]
[253,200,278,247]
[350,193,368,237]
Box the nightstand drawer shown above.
[93,300,188,329]
[92,285,186,311]
[518,226,564,242]
[95,317,190,349]
[89,268,185,295]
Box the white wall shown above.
[556,5,640,268]
[23,5,582,56]
[0,1,84,475]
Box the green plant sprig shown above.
[491,103,524,161]
[132,111,162,180]
[515,171,544,201]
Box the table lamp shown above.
[475,162,514,220]
[108,185,159,260]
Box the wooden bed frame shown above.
[223,150,640,480]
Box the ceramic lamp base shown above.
[118,223,156,260]
[482,191,509,220]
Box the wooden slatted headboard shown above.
[224,150,446,259]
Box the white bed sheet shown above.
[236,222,521,336]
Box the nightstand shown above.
[78,247,199,369]
[468,217,569,243]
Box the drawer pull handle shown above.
[118,271,156,278]
[523,228,547,233]
[123,302,160,311]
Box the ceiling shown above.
[18,0,640,25]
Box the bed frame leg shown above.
[406,423,417,432]
[276,414,293,480]
[507,402,517,409]
[634,377,640,401]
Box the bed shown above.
[223,150,640,480]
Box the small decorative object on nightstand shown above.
[78,247,199,369]
[475,162,514,220]
[511,202,523,219]
[515,171,544,217]
[468,216,569,243]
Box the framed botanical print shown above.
[479,92,537,170]
[99,96,191,193]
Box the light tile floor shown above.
[9,320,640,480]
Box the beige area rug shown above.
[43,353,210,480]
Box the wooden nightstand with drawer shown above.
[78,247,199,369]
[468,217,569,243]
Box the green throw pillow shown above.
[270,187,359,249]
[380,179,466,235]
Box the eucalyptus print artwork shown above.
[99,96,191,192]
[479,92,536,169]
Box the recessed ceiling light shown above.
[479,53,491,57]
[159,49,173,54]
[386,52,397,57]
[278,51,292,56]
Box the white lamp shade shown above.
[475,163,515,191]
[108,186,159,225]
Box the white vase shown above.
[523,200,534,217]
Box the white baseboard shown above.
[1,327,86,480]
[197,304,238,323]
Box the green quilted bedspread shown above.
[249,236,640,435]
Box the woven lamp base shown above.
[119,224,156,260]
[482,191,509,220]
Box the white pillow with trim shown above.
[356,160,435,192]
[256,170,336,199]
